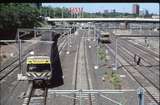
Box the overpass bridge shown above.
[46,18,159,23]
[47,17,159,30]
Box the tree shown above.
[0,3,42,31]
[0,3,44,39]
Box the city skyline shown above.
[42,3,159,15]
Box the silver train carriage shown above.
[99,32,111,44]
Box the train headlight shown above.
[29,51,34,55]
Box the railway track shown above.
[22,82,48,105]
[0,35,67,81]
[0,39,47,81]
[0,40,43,81]
[85,31,106,105]
[117,43,159,89]
[116,44,159,90]
[20,35,68,105]
[116,41,159,72]
[0,37,42,72]
[126,38,159,58]
[110,35,159,68]
[0,49,33,81]
[110,36,159,88]
[84,33,93,105]
[119,38,159,66]
[72,30,93,105]
[72,31,80,105]
[107,42,160,104]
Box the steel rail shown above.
[107,44,159,104]
[124,39,159,58]
[117,45,159,90]
[0,37,65,81]
[83,33,92,105]
[108,37,159,90]
[73,30,81,105]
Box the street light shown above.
[93,24,96,41]
[66,28,72,55]
[69,28,72,48]
[94,30,99,70]
[113,37,118,71]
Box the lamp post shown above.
[93,24,96,41]
[69,28,72,48]
[94,30,99,70]
[113,37,118,71]
[66,28,72,55]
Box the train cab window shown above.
[27,64,51,72]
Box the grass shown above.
[97,46,121,89]
[97,47,107,62]
[105,71,122,89]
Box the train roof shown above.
[26,56,51,64]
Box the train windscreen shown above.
[27,64,51,72]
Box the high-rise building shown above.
[132,4,139,14]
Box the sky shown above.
[42,3,159,14]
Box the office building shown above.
[132,4,139,14]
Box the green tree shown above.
[0,3,42,31]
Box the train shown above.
[99,32,111,44]
[26,31,64,88]
[26,56,52,80]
